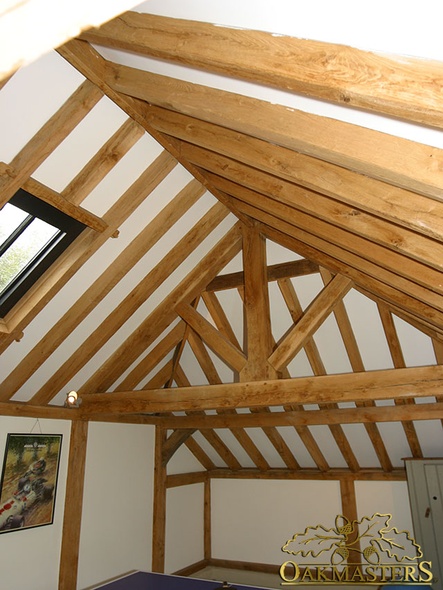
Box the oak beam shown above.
[83,13,443,129]
[111,204,229,392]
[380,307,423,459]
[236,284,300,471]
[204,479,211,561]
[39,398,443,428]
[277,276,357,472]
[201,431,243,471]
[206,259,319,292]
[186,330,270,471]
[153,402,443,430]
[166,472,207,489]
[173,365,231,471]
[201,291,242,350]
[0,401,76,419]
[162,329,228,469]
[176,340,245,473]
[320,268,392,473]
[208,468,406,482]
[80,365,443,415]
[118,321,187,391]
[144,360,175,390]
[204,171,443,303]
[0,73,13,90]
[24,177,109,233]
[0,150,176,348]
[26,199,227,405]
[188,331,271,470]
[340,478,361,570]
[183,436,216,472]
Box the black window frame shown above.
[0,188,85,317]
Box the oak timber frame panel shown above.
[55,24,443,474]
[153,427,407,576]
[72,32,443,338]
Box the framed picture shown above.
[0,433,62,533]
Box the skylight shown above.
[0,189,86,317]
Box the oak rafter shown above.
[103,60,443,199]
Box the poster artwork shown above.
[0,433,62,533]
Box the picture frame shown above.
[0,433,62,533]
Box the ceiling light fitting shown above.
[65,390,82,408]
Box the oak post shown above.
[240,223,277,381]
[204,477,211,561]
[339,478,361,571]
[58,419,89,590]
[152,426,167,572]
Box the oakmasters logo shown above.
[280,513,432,585]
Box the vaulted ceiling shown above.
[1,1,443,476]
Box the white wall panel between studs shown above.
[211,478,342,565]
[165,483,205,573]
[355,479,414,562]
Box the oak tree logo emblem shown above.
[282,513,422,565]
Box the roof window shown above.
[0,189,85,316]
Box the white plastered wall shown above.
[211,479,342,565]
[77,422,155,589]
[0,415,416,589]
[165,483,205,574]
[0,418,156,590]
[209,479,413,567]
[355,480,414,534]
[165,444,207,573]
[0,416,71,590]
